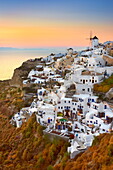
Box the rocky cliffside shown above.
[10,58,45,87]
[106,88,113,100]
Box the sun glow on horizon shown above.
[0,0,113,48]
[0,22,113,48]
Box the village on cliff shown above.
[11,36,113,158]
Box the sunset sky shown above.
[0,0,113,48]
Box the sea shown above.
[0,47,84,80]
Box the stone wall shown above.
[43,130,69,142]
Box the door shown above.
[83,80,85,84]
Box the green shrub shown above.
[47,165,54,170]
[25,131,31,138]
[37,125,45,136]
[108,144,113,157]
[92,136,100,146]
[35,156,44,168]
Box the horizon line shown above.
[0,46,87,49]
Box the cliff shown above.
[0,114,69,170]
[0,106,113,170]
[10,58,45,87]
[60,133,113,170]
[93,74,113,102]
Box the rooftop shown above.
[73,94,90,99]
[92,36,98,40]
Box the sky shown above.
[0,0,113,48]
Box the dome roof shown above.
[92,36,98,40]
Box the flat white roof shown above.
[61,97,72,100]
[100,123,111,130]
[73,94,90,99]
[90,96,98,99]
[38,104,55,109]
[36,65,43,68]
[105,110,113,118]
[92,103,99,106]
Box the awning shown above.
[60,118,68,122]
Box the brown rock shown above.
[105,88,113,99]
[10,58,44,87]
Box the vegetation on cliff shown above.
[60,133,113,170]
[0,114,69,170]
[0,81,69,170]
[94,74,113,94]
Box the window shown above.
[104,105,107,109]
[86,80,88,82]
[58,107,60,109]
[90,121,92,123]
[72,103,74,105]
[88,88,90,92]
[82,89,85,91]
[68,101,70,103]
[80,79,82,82]
[95,80,97,82]
[89,64,91,66]
[75,103,76,105]
[61,107,63,109]
[64,101,66,103]
[79,99,84,102]
[73,108,75,110]
[88,99,90,102]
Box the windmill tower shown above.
[92,36,99,49]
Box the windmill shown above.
[86,31,93,48]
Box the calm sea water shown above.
[0,47,83,80]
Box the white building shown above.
[87,55,105,70]
[76,83,92,95]
[36,103,56,126]
[37,88,47,100]
[84,102,113,132]
[72,70,103,85]
[67,48,73,56]
[56,94,97,117]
